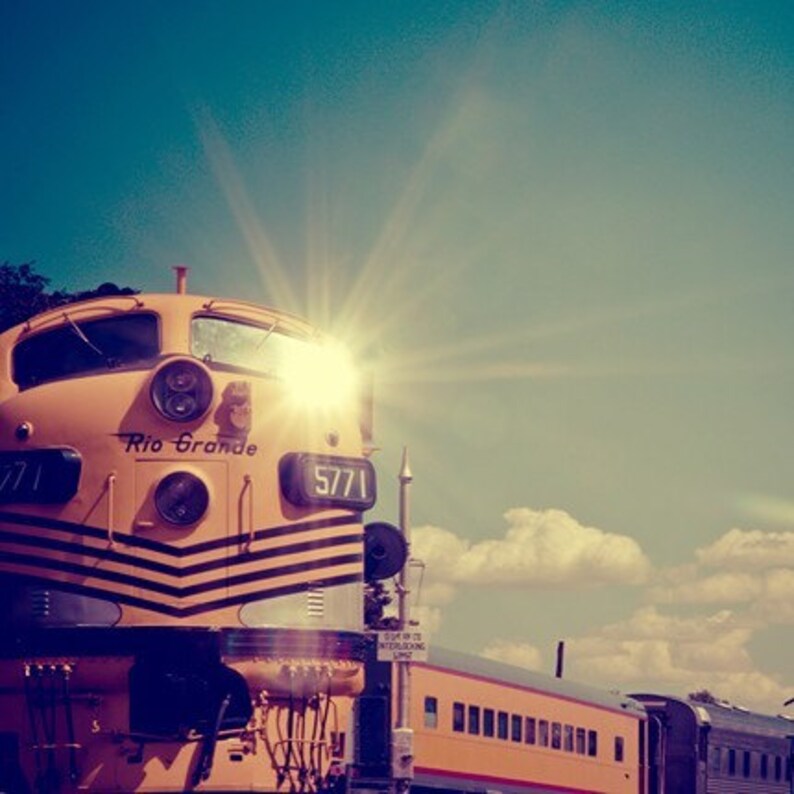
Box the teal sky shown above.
[3,0,794,711]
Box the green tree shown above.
[689,689,719,704]
[0,261,138,333]
[0,261,55,332]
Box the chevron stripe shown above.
[0,528,362,578]
[0,509,365,616]
[5,572,363,618]
[0,509,360,557]
[0,550,362,598]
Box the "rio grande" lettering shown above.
[116,431,257,456]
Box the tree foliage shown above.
[0,261,138,333]
[689,689,719,704]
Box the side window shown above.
[424,697,438,729]
[761,753,768,780]
[564,725,574,752]
[587,729,598,757]
[710,746,721,774]
[511,715,522,742]
[742,751,751,778]
[483,709,495,738]
[453,702,465,733]
[468,705,480,735]
[539,720,549,747]
[775,755,782,781]
[551,722,562,750]
[728,749,736,776]
[497,711,508,740]
[525,717,536,745]
[614,736,625,763]
[575,727,586,754]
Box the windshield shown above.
[13,313,160,390]
[191,315,311,376]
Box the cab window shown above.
[191,315,304,375]
[13,313,159,390]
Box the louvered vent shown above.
[306,585,325,618]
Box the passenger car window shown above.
[497,711,508,740]
[452,702,465,733]
[424,696,438,729]
[468,705,480,735]
[511,715,522,742]
[525,717,536,745]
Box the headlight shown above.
[151,359,213,422]
[282,341,359,411]
[155,472,209,525]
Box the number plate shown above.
[280,453,376,510]
[0,448,82,504]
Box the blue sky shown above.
[3,0,794,711]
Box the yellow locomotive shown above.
[0,273,375,792]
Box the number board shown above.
[0,448,82,504]
[280,453,376,510]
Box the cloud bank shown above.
[474,525,794,713]
[407,512,794,714]
[412,507,651,590]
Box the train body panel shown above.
[632,694,793,794]
[0,290,373,792]
[402,648,647,794]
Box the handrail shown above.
[241,475,254,552]
[106,473,116,548]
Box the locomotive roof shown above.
[422,646,646,719]
[633,693,794,738]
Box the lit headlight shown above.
[155,472,209,525]
[151,359,213,422]
[282,341,359,411]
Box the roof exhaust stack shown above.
[555,640,565,678]
[173,265,189,295]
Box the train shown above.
[1,273,792,794]
[360,649,793,794]
[0,272,377,792]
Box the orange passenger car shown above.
[408,649,647,794]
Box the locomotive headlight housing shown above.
[155,471,209,525]
[150,359,213,422]
[283,341,359,411]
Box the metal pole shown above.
[396,447,412,730]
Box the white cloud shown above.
[480,640,544,672]
[408,516,794,715]
[412,507,651,590]
[696,528,794,570]
[649,570,763,605]
[649,567,794,619]
[563,606,790,713]
[411,604,443,635]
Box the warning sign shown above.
[376,631,429,662]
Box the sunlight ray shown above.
[197,112,299,312]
